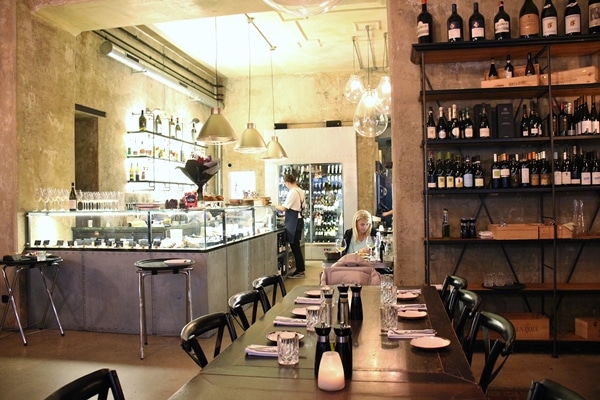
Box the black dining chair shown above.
[439,275,469,317]
[450,289,482,347]
[252,274,287,308]
[180,312,238,368]
[43,368,125,400]
[228,289,270,331]
[526,378,587,400]
[463,311,516,393]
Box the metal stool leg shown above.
[1,266,27,345]
[182,268,193,322]
[39,263,64,335]
[138,270,148,359]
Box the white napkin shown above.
[387,329,436,339]
[273,316,307,327]
[396,304,427,310]
[294,296,322,305]
[245,345,278,357]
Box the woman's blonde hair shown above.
[352,209,372,243]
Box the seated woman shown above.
[342,209,378,256]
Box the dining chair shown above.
[43,368,125,400]
[180,312,238,368]
[526,378,586,400]
[463,311,516,393]
[450,289,482,347]
[320,266,382,286]
[252,274,287,308]
[439,275,468,317]
[228,289,270,331]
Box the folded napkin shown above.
[245,344,278,357]
[294,296,322,305]
[397,289,422,294]
[396,304,427,310]
[387,329,436,339]
[273,316,307,327]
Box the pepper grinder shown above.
[350,284,363,321]
[320,288,334,328]
[314,324,332,378]
[334,324,353,380]
[337,284,349,325]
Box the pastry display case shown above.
[26,206,277,250]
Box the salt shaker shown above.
[337,284,349,325]
[314,324,332,378]
[350,284,363,321]
[334,324,353,379]
[320,288,334,327]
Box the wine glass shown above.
[335,238,346,256]
[366,236,376,261]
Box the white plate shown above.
[410,336,451,349]
[398,310,428,319]
[304,289,321,298]
[397,292,419,300]
[267,331,305,342]
[291,307,307,317]
[164,259,192,266]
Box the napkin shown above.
[396,304,427,310]
[245,345,278,357]
[397,289,422,294]
[273,316,307,327]
[387,329,436,339]
[294,296,322,305]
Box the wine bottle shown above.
[454,157,464,189]
[463,107,474,138]
[449,104,460,139]
[500,153,511,188]
[442,209,450,238]
[436,106,448,140]
[139,110,146,131]
[521,104,530,137]
[169,115,174,137]
[567,102,576,136]
[473,157,485,188]
[562,149,572,185]
[494,1,511,40]
[589,0,600,33]
[175,117,182,139]
[519,0,540,38]
[463,155,474,188]
[426,107,436,140]
[581,97,592,134]
[479,106,491,138]
[553,151,563,186]
[581,151,592,185]
[155,113,162,135]
[488,58,498,79]
[491,153,501,189]
[504,55,514,78]
[69,182,77,211]
[540,151,552,186]
[447,3,464,42]
[558,102,568,136]
[445,153,455,189]
[541,0,558,37]
[436,154,446,188]
[591,151,600,185]
[571,146,582,184]
[427,151,437,189]
[525,52,536,76]
[565,0,582,35]
[510,154,521,188]
[469,2,486,41]
[417,0,434,43]
[591,96,599,134]
[530,152,540,187]
[520,153,531,187]
[129,163,134,181]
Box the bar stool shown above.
[0,254,65,346]
[134,257,194,359]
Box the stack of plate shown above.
[478,231,493,239]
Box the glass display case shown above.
[278,163,344,243]
[26,206,277,250]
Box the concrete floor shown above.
[0,261,598,399]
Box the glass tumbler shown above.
[277,331,299,365]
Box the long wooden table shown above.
[169,285,486,399]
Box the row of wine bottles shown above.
[417,0,600,44]
[427,146,600,189]
[427,104,492,140]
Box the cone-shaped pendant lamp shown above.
[262,49,288,161]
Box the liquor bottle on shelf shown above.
[529,102,541,137]
[445,153,455,189]
[581,151,591,185]
[447,3,464,42]
[591,96,599,134]
[436,154,446,189]
[519,0,540,37]
[417,0,434,43]
[581,97,592,134]
[520,153,531,187]
[553,151,562,186]
[139,110,146,131]
[488,58,498,79]
[541,0,558,37]
[449,104,460,139]
[561,149,572,185]
[591,151,600,185]
[479,106,490,138]
[565,0,581,35]
[504,55,514,78]
[427,152,436,189]
[510,154,520,188]
[169,116,175,137]
[473,156,485,188]
[69,182,77,211]
[521,104,530,137]
[469,2,485,41]
[494,1,511,40]
[426,107,436,139]
[590,0,600,33]
[500,153,511,189]
[155,113,162,135]
[567,102,576,136]
[525,52,536,75]
[454,156,464,189]
[135,163,140,182]
[463,155,474,188]
[463,108,474,139]
[530,152,541,187]
[540,151,552,187]
[129,163,134,182]
[436,107,447,140]
[175,117,182,139]
[558,102,568,136]
[571,146,582,185]
[491,153,501,189]
[442,209,450,238]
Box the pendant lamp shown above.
[343,37,365,104]
[262,0,341,17]
[263,49,288,161]
[375,75,392,115]
[235,16,267,153]
[197,18,237,145]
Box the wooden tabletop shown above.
[168,285,485,400]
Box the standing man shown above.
[277,174,305,278]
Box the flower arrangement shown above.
[177,155,220,200]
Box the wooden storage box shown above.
[538,224,574,239]
[575,317,600,340]
[504,313,550,340]
[488,223,539,240]
[481,64,540,88]
[539,66,598,86]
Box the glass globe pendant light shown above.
[344,37,365,104]
[262,0,341,17]
[376,75,392,115]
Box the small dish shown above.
[164,259,192,266]
[397,292,419,300]
[410,336,451,349]
[291,307,307,317]
[398,310,428,319]
[304,289,321,298]
[267,331,305,342]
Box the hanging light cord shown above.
[366,25,371,88]
[247,17,253,121]
[213,17,220,103]
[270,49,276,129]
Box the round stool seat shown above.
[134,258,194,274]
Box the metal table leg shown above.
[138,270,149,360]
[0,266,27,345]
[39,262,64,336]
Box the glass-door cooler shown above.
[278,163,344,243]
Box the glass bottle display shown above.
[279,163,344,242]
[494,1,511,40]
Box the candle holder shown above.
[317,351,345,391]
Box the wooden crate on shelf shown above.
[537,224,574,239]
[575,317,600,340]
[504,313,550,340]
[539,66,598,86]
[481,64,540,88]
[488,223,539,240]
